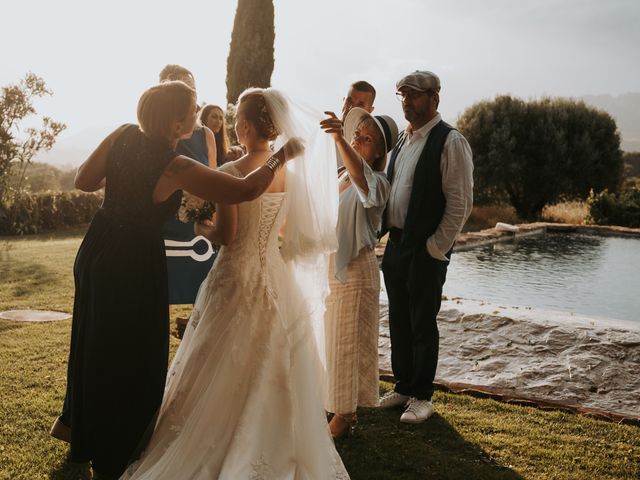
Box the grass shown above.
[1,230,639,479]
[463,201,589,232]
[0,227,85,312]
[463,205,521,232]
[540,201,588,225]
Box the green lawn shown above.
[0,230,638,479]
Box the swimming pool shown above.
[439,232,640,323]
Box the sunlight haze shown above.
[2,0,639,165]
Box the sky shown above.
[2,0,639,159]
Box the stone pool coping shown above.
[378,302,640,427]
[379,374,640,426]
[375,222,640,258]
[454,222,640,251]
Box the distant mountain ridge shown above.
[34,126,114,169]
[35,93,640,168]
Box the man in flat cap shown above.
[379,70,473,423]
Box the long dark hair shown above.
[199,104,230,166]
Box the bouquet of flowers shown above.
[177,192,215,223]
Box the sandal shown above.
[329,412,357,439]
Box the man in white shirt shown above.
[379,71,474,423]
[340,80,376,120]
[334,81,376,171]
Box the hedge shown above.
[0,190,103,235]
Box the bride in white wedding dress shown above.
[121,88,347,479]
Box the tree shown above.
[225,104,239,146]
[624,151,640,178]
[0,73,66,203]
[457,96,623,220]
[7,162,76,192]
[226,0,275,106]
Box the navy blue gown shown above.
[163,127,216,304]
[59,124,182,477]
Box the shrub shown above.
[586,187,640,227]
[6,161,77,193]
[0,190,103,235]
[457,96,624,220]
[624,152,640,178]
[0,193,39,235]
[540,201,588,225]
[463,204,520,232]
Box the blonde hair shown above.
[237,88,280,142]
[159,64,195,88]
[137,81,196,142]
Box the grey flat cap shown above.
[396,70,441,92]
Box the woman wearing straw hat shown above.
[320,108,398,438]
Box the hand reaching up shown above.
[320,111,344,142]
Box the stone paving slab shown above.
[0,310,71,322]
[378,300,640,422]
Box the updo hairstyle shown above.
[237,88,280,141]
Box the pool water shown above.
[440,232,640,323]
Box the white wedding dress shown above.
[122,160,349,479]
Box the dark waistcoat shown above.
[384,120,454,252]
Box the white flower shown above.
[177,191,213,223]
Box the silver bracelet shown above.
[264,155,283,173]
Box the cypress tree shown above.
[226,0,275,106]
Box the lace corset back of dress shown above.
[219,162,288,268]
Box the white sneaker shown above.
[378,391,410,409]
[400,398,434,424]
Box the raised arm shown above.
[75,124,129,192]
[203,126,217,167]
[153,138,304,205]
[320,112,369,194]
